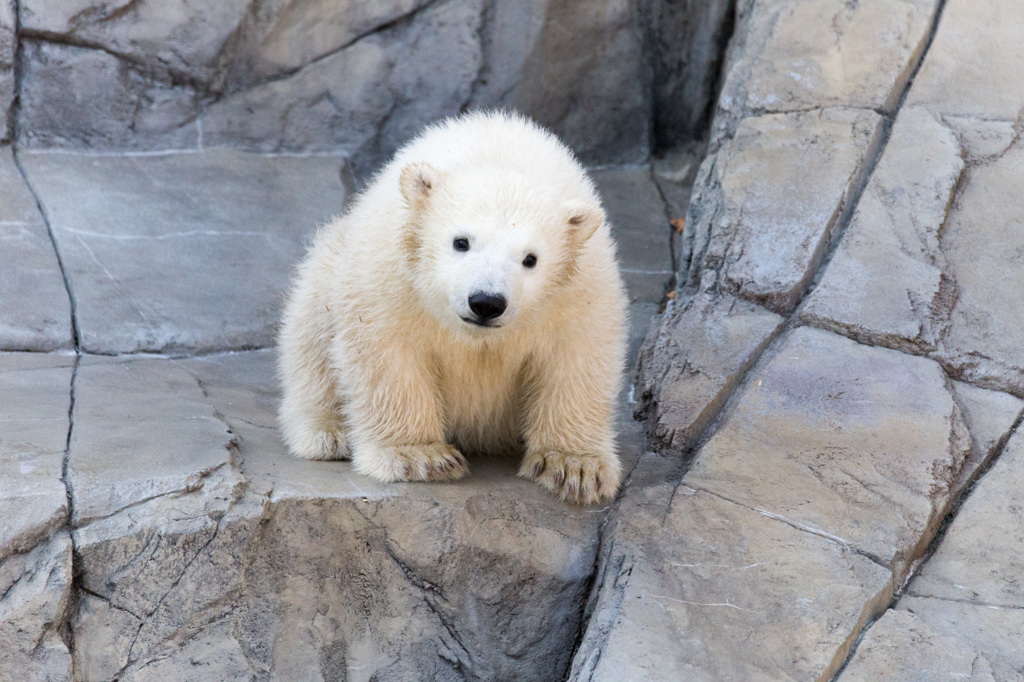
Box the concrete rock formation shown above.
[3,0,1024,678]
[596,0,1024,677]
[9,0,735,173]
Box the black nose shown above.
[468,292,507,321]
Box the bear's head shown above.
[399,162,604,336]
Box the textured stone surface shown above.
[936,143,1024,395]
[896,597,1024,680]
[639,0,734,148]
[687,108,883,312]
[570,483,892,681]
[905,0,1024,120]
[67,348,625,681]
[0,355,73,681]
[0,0,13,142]
[16,0,659,170]
[635,292,782,452]
[465,0,651,166]
[0,149,72,351]
[0,352,71,562]
[201,0,485,170]
[838,609,998,681]
[686,326,970,575]
[801,107,963,353]
[69,355,241,525]
[803,109,1024,396]
[18,40,202,152]
[19,150,349,354]
[20,0,251,83]
[0,533,73,680]
[907,430,1024,608]
[709,0,937,145]
[949,381,1023,497]
[742,0,936,114]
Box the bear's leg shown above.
[518,343,623,505]
[341,344,468,483]
[279,385,348,461]
[278,280,348,460]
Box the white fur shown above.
[278,111,628,504]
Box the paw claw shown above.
[518,451,621,505]
[366,443,469,483]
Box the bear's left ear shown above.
[400,163,441,212]
[565,202,604,245]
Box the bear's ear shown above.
[565,203,604,245]
[400,163,440,211]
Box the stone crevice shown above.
[17,29,207,93]
[78,586,143,622]
[169,358,249,451]
[647,164,683,285]
[563,505,620,679]
[459,0,495,113]
[567,547,632,682]
[19,128,87,668]
[828,402,1023,678]
[72,461,232,528]
[116,509,225,677]
[212,0,448,104]
[902,593,1024,612]
[67,0,144,31]
[564,178,681,676]
[896,407,1024,589]
[10,151,79,350]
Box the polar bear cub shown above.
[278,111,627,505]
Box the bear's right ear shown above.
[400,163,440,212]
[565,202,604,245]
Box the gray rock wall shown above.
[5,0,736,172]
[0,0,13,141]
[640,0,735,150]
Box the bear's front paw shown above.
[357,443,469,483]
[286,426,349,461]
[518,451,621,505]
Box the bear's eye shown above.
[523,253,537,268]
[453,238,470,252]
